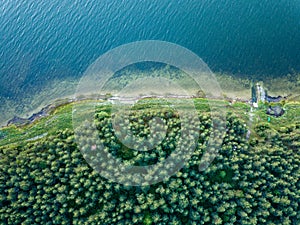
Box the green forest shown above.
[0,98,299,224]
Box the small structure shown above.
[256,83,266,102]
[266,105,285,117]
[251,82,265,106]
[251,81,287,105]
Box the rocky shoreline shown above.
[5,95,109,127]
[5,91,293,127]
[6,99,75,127]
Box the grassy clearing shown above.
[254,102,300,129]
[0,100,96,147]
[1,97,299,148]
[0,103,72,147]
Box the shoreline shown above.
[4,94,249,128]
[3,90,299,129]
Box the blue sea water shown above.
[0,0,299,124]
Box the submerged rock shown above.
[7,116,30,126]
[265,95,283,103]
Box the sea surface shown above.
[0,0,299,125]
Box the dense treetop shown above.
[0,100,299,224]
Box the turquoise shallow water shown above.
[0,0,299,124]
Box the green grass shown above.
[253,102,300,129]
[0,100,96,147]
[0,103,71,147]
[1,97,299,148]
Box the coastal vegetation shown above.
[1,65,299,127]
[0,97,299,224]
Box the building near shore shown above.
[251,81,285,105]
